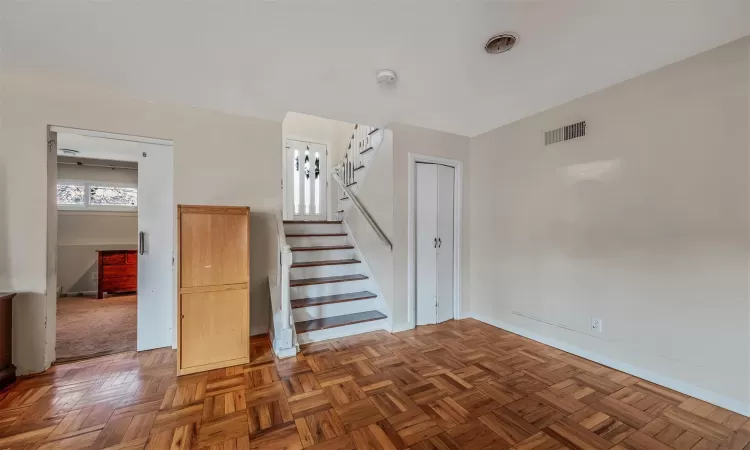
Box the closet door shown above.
[178,206,250,375]
[416,163,438,325]
[436,165,455,323]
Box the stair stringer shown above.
[342,220,392,332]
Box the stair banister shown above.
[331,170,393,250]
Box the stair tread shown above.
[296,310,387,333]
[291,291,377,309]
[368,128,380,135]
[353,165,365,172]
[286,233,347,237]
[283,220,342,224]
[290,274,368,287]
[292,259,362,269]
[291,259,360,268]
[360,146,373,155]
[291,245,354,251]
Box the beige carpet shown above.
[56,295,137,362]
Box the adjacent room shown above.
[55,155,138,361]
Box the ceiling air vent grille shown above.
[544,121,586,146]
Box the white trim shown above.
[50,126,173,146]
[470,312,750,417]
[274,346,298,359]
[407,153,463,331]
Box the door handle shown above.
[139,231,145,255]
[433,238,437,248]
[438,238,442,248]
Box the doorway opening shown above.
[48,127,175,363]
[55,155,139,361]
[281,112,357,221]
[407,154,463,329]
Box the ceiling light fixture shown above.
[485,33,518,54]
[60,148,80,155]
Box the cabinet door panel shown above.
[180,289,249,369]
[416,163,438,326]
[180,212,249,288]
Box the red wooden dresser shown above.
[97,250,138,298]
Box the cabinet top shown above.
[0,293,16,302]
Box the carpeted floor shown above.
[56,294,137,362]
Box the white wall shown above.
[57,162,138,294]
[0,72,282,374]
[469,37,750,413]
[281,112,354,219]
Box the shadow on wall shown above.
[0,161,8,289]
[249,210,275,336]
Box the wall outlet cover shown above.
[591,317,603,332]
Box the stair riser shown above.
[286,235,348,247]
[297,319,388,344]
[291,249,356,263]
[284,223,343,235]
[292,298,376,322]
[291,279,369,299]
[290,263,362,279]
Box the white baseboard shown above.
[59,290,97,297]
[470,312,750,416]
[391,323,413,333]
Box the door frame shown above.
[407,153,463,330]
[282,135,331,221]
[48,126,176,353]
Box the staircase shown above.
[282,219,388,344]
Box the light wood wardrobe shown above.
[177,205,250,375]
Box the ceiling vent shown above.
[485,33,517,54]
[544,121,586,146]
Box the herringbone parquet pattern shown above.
[1,319,748,450]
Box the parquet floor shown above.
[1,319,748,450]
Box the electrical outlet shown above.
[591,317,603,333]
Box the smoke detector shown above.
[485,33,518,54]
[376,69,397,85]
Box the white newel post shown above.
[279,244,294,349]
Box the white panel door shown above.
[416,163,438,326]
[137,143,175,351]
[436,165,455,323]
[286,139,327,221]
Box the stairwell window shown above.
[293,150,300,215]
[314,152,320,215]
[304,150,311,215]
[57,180,137,211]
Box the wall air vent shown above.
[544,121,586,146]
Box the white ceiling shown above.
[2,1,748,137]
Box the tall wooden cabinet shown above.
[177,206,250,375]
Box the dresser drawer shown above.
[102,276,137,292]
[103,264,137,279]
[101,253,126,265]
